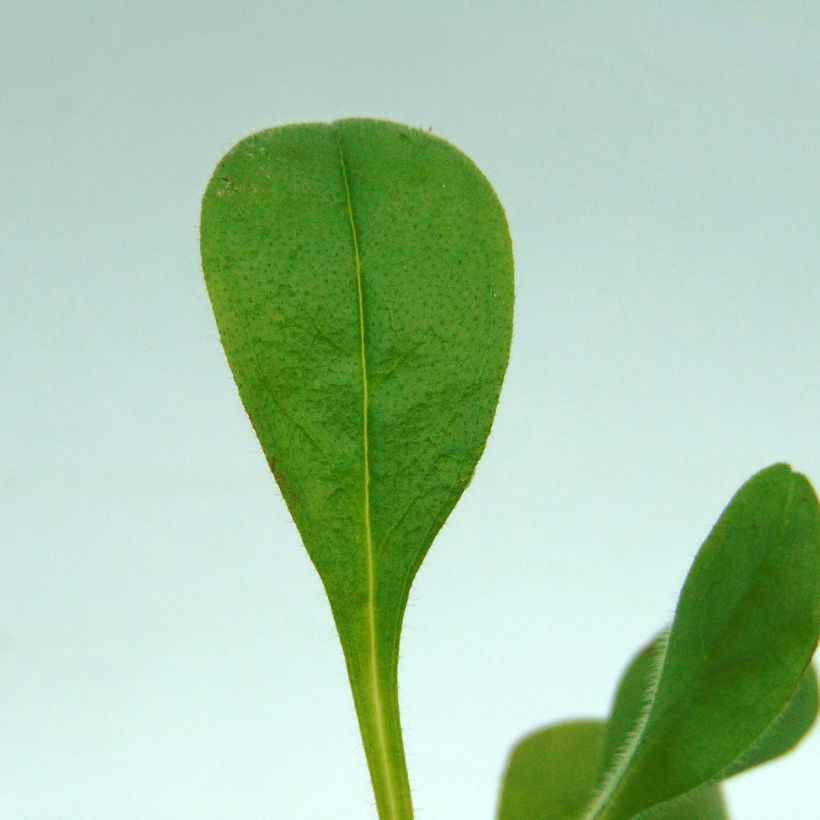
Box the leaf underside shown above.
[201,118,513,818]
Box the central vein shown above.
[337,138,397,817]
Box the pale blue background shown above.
[1,2,818,818]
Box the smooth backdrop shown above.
[2,2,818,818]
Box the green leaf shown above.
[583,464,820,820]
[598,640,815,813]
[602,637,819,783]
[723,663,818,777]
[497,721,726,820]
[633,787,727,820]
[498,721,608,820]
[597,637,661,779]
[201,118,513,819]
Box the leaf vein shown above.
[337,135,399,819]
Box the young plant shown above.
[498,464,820,819]
[201,120,819,818]
[200,119,514,819]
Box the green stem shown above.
[345,636,414,819]
[335,131,414,819]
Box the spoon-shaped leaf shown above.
[583,464,820,820]
[201,118,513,818]
[497,721,726,820]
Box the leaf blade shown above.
[498,721,608,820]
[201,118,514,818]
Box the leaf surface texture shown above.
[201,118,513,817]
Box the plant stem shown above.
[344,631,414,819]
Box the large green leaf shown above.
[497,721,726,820]
[201,118,513,818]
[583,464,820,820]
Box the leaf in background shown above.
[596,636,662,779]
[497,721,726,820]
[633,787,727,820]
[601,642,818,785]
[583,464,820,820]
[201,118,513,818]
[498,721,607,820]
[723,663,818,777]
[597,641,815,816]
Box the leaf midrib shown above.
[337,134,398,818]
